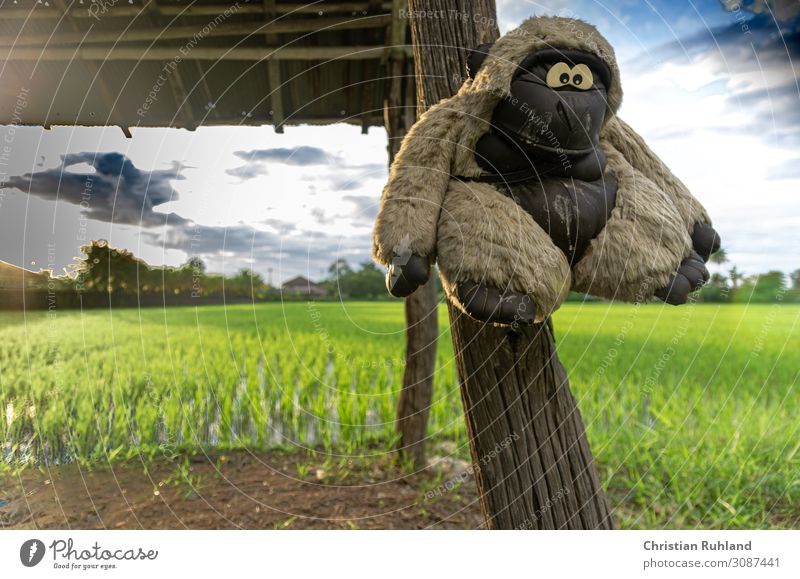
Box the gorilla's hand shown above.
[655,250,709,305]
[691,223,721,262]
[456,281,536,327]
[386,253,430,297]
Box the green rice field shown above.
[1,301,798,528]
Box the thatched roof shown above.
[0,1,410,134]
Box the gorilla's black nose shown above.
[556,101,574,132]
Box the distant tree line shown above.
[322,258,392,299]
[69,240,272,300]
[10,240,404,309]
[567,248,800,304]
[64,244,431,303]
[694,249,800,303]
[9,239,278,310]
[9,241,797,310]
[320,258,445,300]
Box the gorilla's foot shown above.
[655,250,709,305]
[456,281,536,326]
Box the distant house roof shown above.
[0,260,49,290]
[282,275,326,295]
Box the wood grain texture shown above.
[448,305,613,529]
[395,279,438,467]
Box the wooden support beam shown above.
[40,115,385,131]
[165,63,198,130]
[266,64,285,132]
[263,0,284,133]
[142,0,198,131]
[49,0,126,133]
[190,115,384,126]
[194,61,220,122]
[388,0,407,59]
[357,63,372,134]
[1,15,394,47]
[0,2,394,19]
[0,45,403,61]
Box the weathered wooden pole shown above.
[387,1,439,469]
[407,0,614,529]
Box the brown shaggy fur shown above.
[372,16,715,319]
[571,144,692,301]
[437,180,571,322]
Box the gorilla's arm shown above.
[600,116,720,260]
[372,101,459,296]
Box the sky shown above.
[0,0,798,283]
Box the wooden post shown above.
[262,0,286,133]
[408,0,613,529]
[395,277,438,468]
[386,1,438,469]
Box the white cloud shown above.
[616,21,800,275]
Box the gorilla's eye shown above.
[570,64,594,90]
[545,62,572,88]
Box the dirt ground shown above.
[0,450,484,530]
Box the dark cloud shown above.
[307,196,380,227]
[327,175,363,191]
[5,152,187,227]
[350,162,388,174]
[309,207,331,225]
[143,220,372,281]
[227,146,387,185]
[226,146,334,182]
[704,17,798,145]
[261,218,297,235]
[225,163,268,180]
[629,14,799,70]
[234,146,333,166]
[627,15,800,146]
[719,0,800,21]
[342,195,380,223]
[327,163,387,191]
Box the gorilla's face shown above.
[491,49,610,158]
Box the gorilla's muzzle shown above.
[492,75,607,158]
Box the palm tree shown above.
[709,247,728,274]
[728,265,743,290]
[790,268,800,290]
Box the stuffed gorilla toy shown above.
[373,16,720,326]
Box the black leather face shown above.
[474,131,608,181]
[491,69,608,157]
[473,48,612,166]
